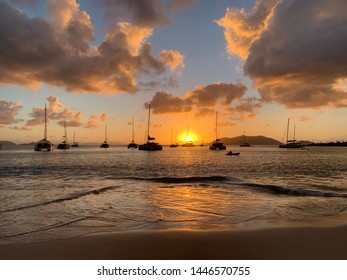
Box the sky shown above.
[0,0,346,145]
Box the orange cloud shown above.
[218,0,347,109]
[216,0,277,59]
[26,96,83,127]
[0,100,23,125]
[84,115,99,129]
[160,49,185,73]
[100,112,107,122]
[0,1,178,94]
[145,82,261,119]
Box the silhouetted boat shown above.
[182,125,195,147]
[209,111,226,150]
[34,104,54,152]
[279,119,303,149]
[57,121,71,149]
[127,117,138,149]
[169,127,178,148]
[138,104,162,151]
[71,131,79,147]
[226,151,240,156]
[100,124,109,148]
[240,131,251,147]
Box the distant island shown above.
[218,135,282,145]
[308,141,347,147]
[0,141,17,147]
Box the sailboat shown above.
[34,104,54,151]
[100,124,109,148]
[209,111,226,150]
[138,103,162,151]
[169,127,178,148]
[279,118,303,148]
[240,130,251,147]
[181,125,195,147]
[57,121,71,149]
[71,131,80,147]
[127,117,138,149]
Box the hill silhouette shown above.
[219,135,282,145]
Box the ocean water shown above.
[0,145,346,244]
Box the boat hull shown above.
[57,143,71,149]
[209,142,226,150]
[34,140,54,152]
[279,143,303,148]
[127,142,138,149]
[138,142,162,151]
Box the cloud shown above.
[99,0,169,27]
[145,90,193,114]
[159,49,185,73]
[0,100,23,125]
[84,115,99,129]
[218,0,347,109]
[0,0,178,94]
[9,126,32,131]
[26,96,83,127]
[145,82,261,118]
[216,0,278,59]
[100,112,107,122]
[298,115,313,122]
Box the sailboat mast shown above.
[105,124,107,141]
[132,117,135,142]
[293,125,296,140]
[44,103,47,140]
[147,103,151,139]
[64,121,67,142]
[215,111,218,141]
[286,118,289,143]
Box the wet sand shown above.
[1,225,347,260]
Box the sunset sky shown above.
[0,0,346,145]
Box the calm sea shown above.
[0,145,346,244]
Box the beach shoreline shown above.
[1,224,347,260]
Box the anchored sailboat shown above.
[57,121,71,149]
[100,124,109,148]
[127,117,138,149]
[181,125,195,147]
[209,111,226,150]
[279,118,303,148]
[169,127,178,148]
[240,130,251,147]
[138,103,162,151]
[34,104,54,151]
[71,131,79,147]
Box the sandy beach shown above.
[1,225,347,260]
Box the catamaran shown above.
[100,124,109,148]
[169,127,178,148]
[57,121,71,149]
[71,131,80,147]
[209,111,226,150]
[279,118,303,148]
[240,130,251,147]
[34,104,54,151]
[181,125,195,147]
[127,117,138,149]
[138,104,162,151]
